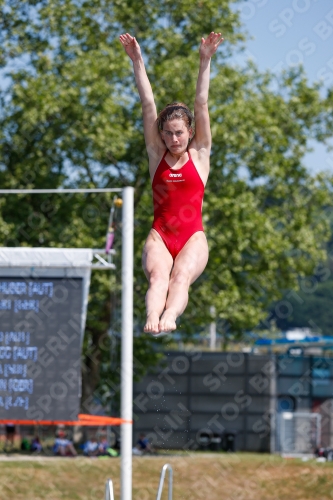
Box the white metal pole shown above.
[0,188,121,193]
[120,186,134,500]
[209,306,216,350]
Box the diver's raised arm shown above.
[119,33,164,159]
[193,32,224,150]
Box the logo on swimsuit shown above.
[169,173,182,178]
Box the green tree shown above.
[0,0,332,408]
[272,277,333,336]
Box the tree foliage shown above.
[273,276,333,336]
[0,0,333,408]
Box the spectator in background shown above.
[4,423,15,451]
[53,430,77,457]
[135,433,153,455]
[31,436,42,453]
[20,436,30,452]
[98,437,119,457]
[83,436,99,457]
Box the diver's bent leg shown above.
[142,230,174,334]
[159,232,208,332]
[145,271,170,330]
[159,272,190,332]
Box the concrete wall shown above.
[133,352,333,452]
[133,351,274,452]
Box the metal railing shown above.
[105,479,115,500]
[103,463,173,500]
[278,411,322,456]
[156,464,173,500]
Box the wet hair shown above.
[157,102,194,131]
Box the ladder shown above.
[156,463,173,500]
[104,463,173,500]
[105,479,115,500]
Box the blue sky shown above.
[236,0,333,174]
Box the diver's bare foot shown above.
[144,312,160,334]
[159,310,177,332]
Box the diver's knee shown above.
[148,270,169,289]
[170,270,191,287]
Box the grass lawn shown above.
[0,452,332,499]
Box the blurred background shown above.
[0,0,332,418]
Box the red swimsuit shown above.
[152,150,205,259]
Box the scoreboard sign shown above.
[0,277,83,420]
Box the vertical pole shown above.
[121,187,134,500]
[269,354,277,453]
[209,306,216,350]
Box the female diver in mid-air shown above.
[119,31,223,335]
